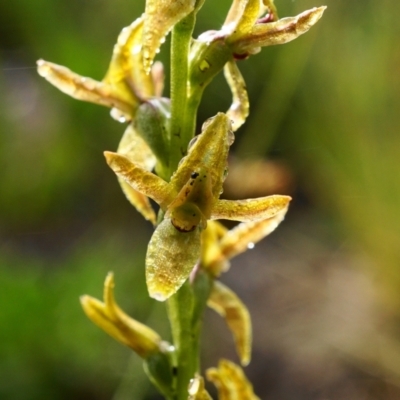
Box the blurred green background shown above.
[1,0,400,399]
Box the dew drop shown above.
[151,292,166,301]
[110,108,129,123]
[227,129,235,145]
[201,116,214,131]
[132,44,142,55]
[188,378,200,395]
[178,156,187,168]
[187,135,200,151]
[247,242,255,249]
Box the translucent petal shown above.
[234,6,327,54]
[103,17,155,101]
[224,60,249,132]
[188,375,213,399]
[117,124,157,171]
[143,0,196,72]
[104,151,172,207]
[208,281,252,365]
[206,359,260,400]
[80,272,162,357]
[170,113,232,200]
[219,206,288,260]
[211,194,291,222]
[115,125,158,224]
[37,60,136,116]
[146,219,201,301]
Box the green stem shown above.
[169,13,197,177]
[167,282,197,400]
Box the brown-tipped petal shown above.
[235,6,327,54]
[103,17,155,101]
[143,0,196,72]
[80,272,162,358]
[146,219,201,301]
[208,281,252,366]
[188,375,213,399]
[224,60,249,132]
[219,206,288,260]
[104,151,172,207]
[211,194,291,222]
[206,359,260,400]
[36,60,136,116]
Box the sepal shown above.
[208,281,252,366]
[80,272,163,358]
[206,359,260,400]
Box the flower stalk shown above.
[36,0,326,398]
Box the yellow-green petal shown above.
[219,206,288,260]
[170,113,233,200]
[37,60,136,117]
[104,151,172,207]
[235,6,327,55]
[80,272,162,358]
[224,60,249,132]
[206,359,260,400]
[146,219,201,301]
[201,221,229,276]
[211,194,291,222]
[226,0,261,43]
[116,124,157,224]
[103,16,155,102]
[208,281,252,366]
[143,0,196,72]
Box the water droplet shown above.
[188,377,200,395]
[110,108,129,123]
[201,116,214,131]
[160,341,175,353]
[132,44,142,55]
[227,129,235,145]
[151,292,166,301]
[247,242,255,249]
[187,135,199,151]
[178,156,187,168]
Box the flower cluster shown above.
[37,0,325,398]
